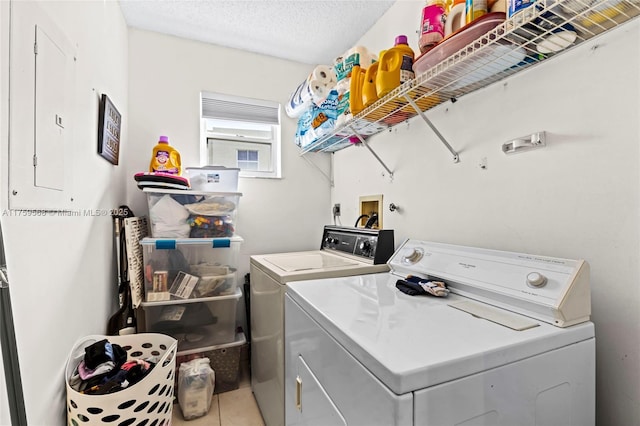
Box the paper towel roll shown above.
[310,65,337,86]
[334,46,377,82]
[307,79,331,106]
[348,46,377,68]
[286,65,337,118]
[335,79,350,95]
[285,79,313,118]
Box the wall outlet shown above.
[333,203,341,217]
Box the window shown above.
[237,149,259,170]
[201,91,281,178]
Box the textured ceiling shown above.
[119,0,395,65]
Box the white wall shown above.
[126,30,332,330]
[0,2,9,421]
[0,1,129,424]
[332,2,640,425]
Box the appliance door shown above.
[250,261,286,426]
[0,220,27,424]
[292,355,346,426]
[285,294,413,426]
[413,338,595,426]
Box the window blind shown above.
[201,91,280,125]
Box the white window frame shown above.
[200,91,281,179]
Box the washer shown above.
[250,225,394,426]
[285,239,595,425]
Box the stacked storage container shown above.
[138,167,246,395]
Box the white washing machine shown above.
[250,225,394,426]
[285,239,595,426]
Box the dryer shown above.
[285,239,595,425]
[250,225,394,426]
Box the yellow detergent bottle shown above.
[349,64,367,116]
[149,135,181,175]
[465,0,487,24]
[362,57,382,108]
[376,35,415,98]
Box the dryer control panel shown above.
[389,239,591,327]
[321,226,394,264]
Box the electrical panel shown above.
[9,2,76,210]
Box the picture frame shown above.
[97,94,121,165]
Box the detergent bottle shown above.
[465,0,487,24]
[376,35,415,98]
[149,135,182,175]
[362,56,382,108]
[349,64,367,115]
[419,0,446,54]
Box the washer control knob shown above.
[359,239,372,254]
[324,237,338,246]
[526,272,547,288]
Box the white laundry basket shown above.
[65,333,177,426]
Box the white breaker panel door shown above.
[9,2,76,210]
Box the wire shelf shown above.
[299,0,640,155]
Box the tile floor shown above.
[171,351,265,425]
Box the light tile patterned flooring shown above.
[171,354,265,425]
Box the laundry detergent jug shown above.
[376,35,415,98]
[349,64,367,116]
[149,135,181,175]
[362,59,381,108]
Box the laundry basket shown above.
[65,333,177,426]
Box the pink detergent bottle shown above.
[419,0,446,54]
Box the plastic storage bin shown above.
[141,237,242,302]
[175,332,247,395]
[185,166,240,192]
[65,333,177,425]
[139,288,242,352]
[144,188,242,238]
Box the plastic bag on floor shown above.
[178,358,215,420]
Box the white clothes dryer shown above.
[285,239,595,426]
[250,225,394,426]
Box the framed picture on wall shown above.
[97,94,121,165]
